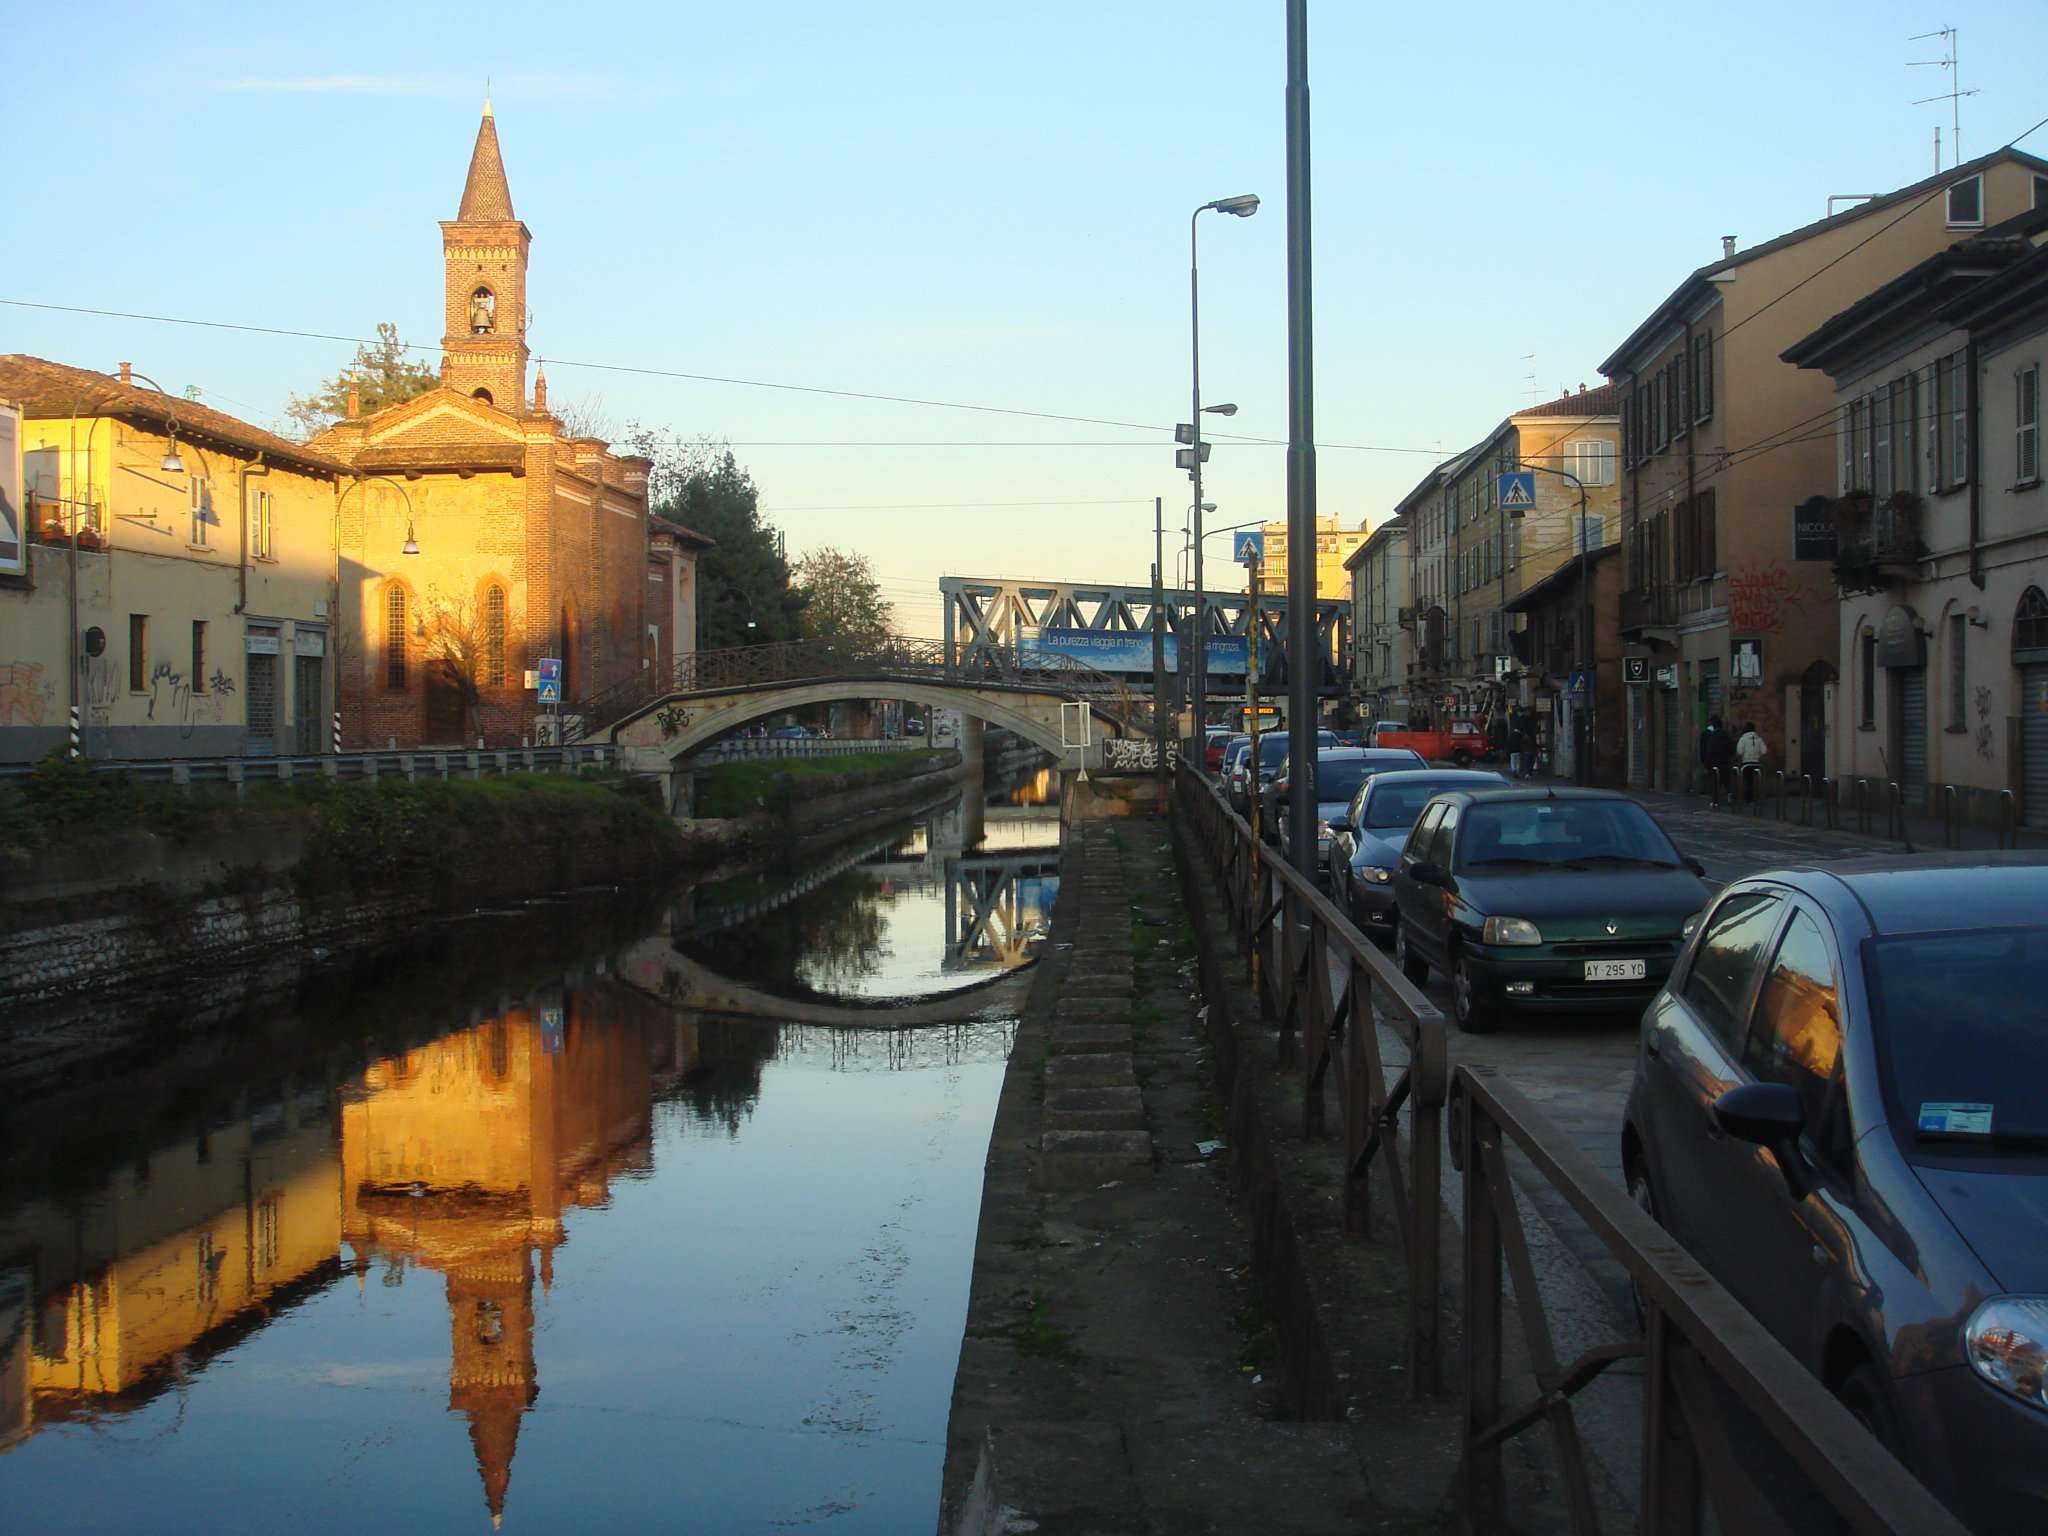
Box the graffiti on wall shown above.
[1727,561,1812,637]
[145,661,230,739]
[0,661,52,726]
[1975,685,1996,761]
[84,656,118,727]
[1099,737,1180,774]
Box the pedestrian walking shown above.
[1504,711,1523,779]
[1519,715,1540,780]
[1699,715,1735,806]
[1736,721,1768,803]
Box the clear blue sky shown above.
[8,0,2045,635]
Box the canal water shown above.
[0,768,1061,1533]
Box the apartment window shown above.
[385,586,408,689]
[192,621,207,691]
[1895,373,1918,493]
[250,489,273,560]
[1839,401,1857,492]
[129,614,148,692]
[485,585,507,686]
[1859,630,1876,727]
[1948,612,1967,731]
[1676,352,1690,434]
[1694,328,1714,423]
[1872,384,1892,498]
[1950,350,1970,488]
[2019,363,2041,485]
[1563,439,1615,487]
[190,478,212,548]
[2037,173,2048,209]
[1946,174,1983,228]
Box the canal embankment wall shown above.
[0,770,700,1007]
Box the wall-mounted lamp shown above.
[1966,606,1989,629]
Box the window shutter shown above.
[2019,365,2040,484]
[1951,350,1970,487]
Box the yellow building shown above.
[1250,514,1369,599]
[0,356,345,761]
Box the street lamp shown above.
[338,473,420,558]
[1186,194,1258,735]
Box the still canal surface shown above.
[0,770,1061,1533]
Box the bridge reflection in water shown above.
[0,778,1051,1532]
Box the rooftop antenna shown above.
[1521,353,1538,407]
[1909,27,1978,169]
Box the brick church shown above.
[317,101,708,749]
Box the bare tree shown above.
[550,393,618,441]
[421,588,498,741]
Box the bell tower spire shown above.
[440,100,530,410]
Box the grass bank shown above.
[693,748,947,818]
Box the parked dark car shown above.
[1271,746,1427,868]
[1330,768,1508,937]
[905,717,926,735]
[1219,736,1253,795]
[1389,787,1709,1032]
[770,724,808,740]
[1230,729,1337,820]
[1622,856,2048,1534]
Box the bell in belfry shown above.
[470,287,496,334]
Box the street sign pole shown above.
[1284,0,1320,879]
[1152,498,1169,804]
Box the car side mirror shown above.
[1711,1082,1812,1199]
[1327,817,1349,834]
[1685,857,1706,877]
[1409,862,1450,889]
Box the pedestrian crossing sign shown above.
[1499,471,1537,516]
[1234,531,1265,565]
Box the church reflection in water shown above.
[0,981,733,1525]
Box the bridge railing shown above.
[1175,759,1448,1392]
[0,744,613,791]
[571,634,1153,743]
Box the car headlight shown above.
[1681,909,1706,941]
[1966,1296,2048,1412]
[1360,866,1393,885]
[1481,916,1544,946]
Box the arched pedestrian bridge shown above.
[597,635,1155,787]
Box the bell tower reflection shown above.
[340,994,656,1527]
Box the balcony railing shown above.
[1832,491,1927,594]
[26,491,105,548]
[1620,585,1676,632]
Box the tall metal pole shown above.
[1189,210,1208,742]
[1578,481,1593,785]
[1284,0,1320,878]
[1152,497,1169,801]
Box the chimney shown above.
[1721,235,1738,260]
[1578,382,1587,394]
[346,379,361,419]
[119,361,132,386]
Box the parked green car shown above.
[1390,786,1710,1033]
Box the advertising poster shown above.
[1023,627,1250,676]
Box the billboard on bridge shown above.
[1023,627,1248,676]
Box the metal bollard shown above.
[1854,778,1870,836]
[1887,782,1906,846]
[1774,770,1786,821]
[2000,790,2017,850]
[1941,784,1959,849]
[1800,774,1815,826]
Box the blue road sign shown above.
[538,657,562,703]
[1498,471,1537,515]
[540,1007,564,1055]
[1233,530,1265,564]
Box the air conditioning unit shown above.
[1397,606,1417,629]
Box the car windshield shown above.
[1454,800,1680,870]
[1314,760,1383,804]
[1365,778,1479,829]
[1867,926,2048,1149]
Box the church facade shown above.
[315,103,708,749]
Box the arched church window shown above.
[471,388,493,406]
[2018,586,2048,655]
[386,586,407,689]
[469,285,496,335]
[485,585,507,685]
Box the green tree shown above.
[286,323,440,439]
[792,547,894,650]
[641,438,803,648]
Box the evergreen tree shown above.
[286,323,440,439]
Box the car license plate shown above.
[1584,959,1646,981]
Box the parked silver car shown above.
[1623,855,2048,1532]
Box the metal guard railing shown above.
[1176,759,1449,1391]
[1453,1064,1967,1535]
[1178,761,1970,1534]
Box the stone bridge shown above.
[594,636,1153,814]
[611,947,1035,1028]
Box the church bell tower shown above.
[440,98,531,410]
